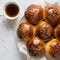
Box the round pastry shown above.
[26,37,45,56]
[35,21,53,41]
[17,21,34,42]
[25,4,43,25]
[46,39,60,60]
[54,24,60,39]
[45,5,60,26]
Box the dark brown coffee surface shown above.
[5,3,19,17]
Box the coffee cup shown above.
[4,2,20,20]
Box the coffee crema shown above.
[5,3,19,17]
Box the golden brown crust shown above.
[17,4,60,58]
[26,37,45,56]
[17,21,34,42]
[45,5,60,26]
[55,24,60,40]
[25,4,43,25]
[47,39,60,60]
[35,21,53,42]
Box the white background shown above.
[0,0,59,60]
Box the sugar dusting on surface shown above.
[30,8,39,14]
[33,39,40,45]
[52,42,57,46]
[48,9,54,13]
[24,24,30,30]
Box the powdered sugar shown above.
[48,9,54,13]
[33,39,40,45]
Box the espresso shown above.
[5,3,19,17]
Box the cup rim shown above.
[3,1,20,20]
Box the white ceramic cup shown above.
[4,2,20,20]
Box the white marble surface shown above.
[0,0,60,60]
